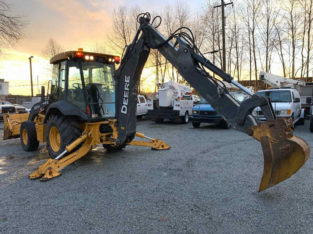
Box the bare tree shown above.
[230,8,241,81]
[0,1,23,47]
[109,7,140,54]
[306,0,313,79]
[283,0,302,78]
[299,0,307,78]
[174,2,190,83]
[247,0,261,87]
[274,23,287,77]
[259,0,279,72]
[242,6,253,85]
[42,38,63,58]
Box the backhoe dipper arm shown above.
[115,13,310,191]
[115,13,274,143]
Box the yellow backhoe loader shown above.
[4,13,310,191]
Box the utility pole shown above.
[214,0,233,72]
[29,56,34,97]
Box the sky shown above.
[0,0,204,95]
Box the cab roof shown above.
[50,50,120,64]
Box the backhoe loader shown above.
[4,13,310,191]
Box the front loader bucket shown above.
[3,113,29,140]
[250,118,310,191]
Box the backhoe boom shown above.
[115,13,310,191]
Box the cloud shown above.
[41,0,111,22]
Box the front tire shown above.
[310,117,313,132]
[103,144,126,152]
[298,118,305,125]
[192,121,200,128]
[20,121,39,151]
[46,115,81,159]
[219,120,231,129]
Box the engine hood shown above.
[254,102,292,111]
[193,104,215,111]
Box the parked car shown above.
[191,97,231,129]
[137,95,148,118]
[252,88,305,126]
[14,104,28,113]
[0,101,15,120]
[191,91,248,129]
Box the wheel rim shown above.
[22,128,28,145]
[185,113,189,123]
[49,126,61,152]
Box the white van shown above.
[253,88,305,126]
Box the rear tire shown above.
[46,115,81,159]
[192,121,200,128]
[103,144,126,152]
[181,112,189,124]
[20,121,39,152]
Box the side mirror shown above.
[41,86,45,103]
[294,97,300,103]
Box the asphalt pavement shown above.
[1,120,313,233]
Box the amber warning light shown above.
[75,48,84,58]
[114,56,121,63]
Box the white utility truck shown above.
[298,84,313,115]
[147,81,193,123]
[260,71,312,114]
[255,72,305,126]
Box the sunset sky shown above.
[0,0,204,95]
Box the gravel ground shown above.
[1,120,313,234]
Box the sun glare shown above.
[0,49,50,96]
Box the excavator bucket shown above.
[3,113,29,140]
[250,118,310,191]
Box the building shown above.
[0,79,9,96]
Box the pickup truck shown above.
[136,95,148,118]
[253,88,305,126]
[191,91,248,128]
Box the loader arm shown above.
[115,13,310,191]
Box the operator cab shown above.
[50,48,120,120]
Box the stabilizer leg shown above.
[127,132,170,150]
[29,134,92,181]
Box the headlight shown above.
[252,110,257,116]
[192,110,198,114]
[279,109,291,115]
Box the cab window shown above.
[82,62,116,118]
[59,61,66,99]
[139,96,146,103]
[67,63,85,110]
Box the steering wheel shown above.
[72,83,81,89]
